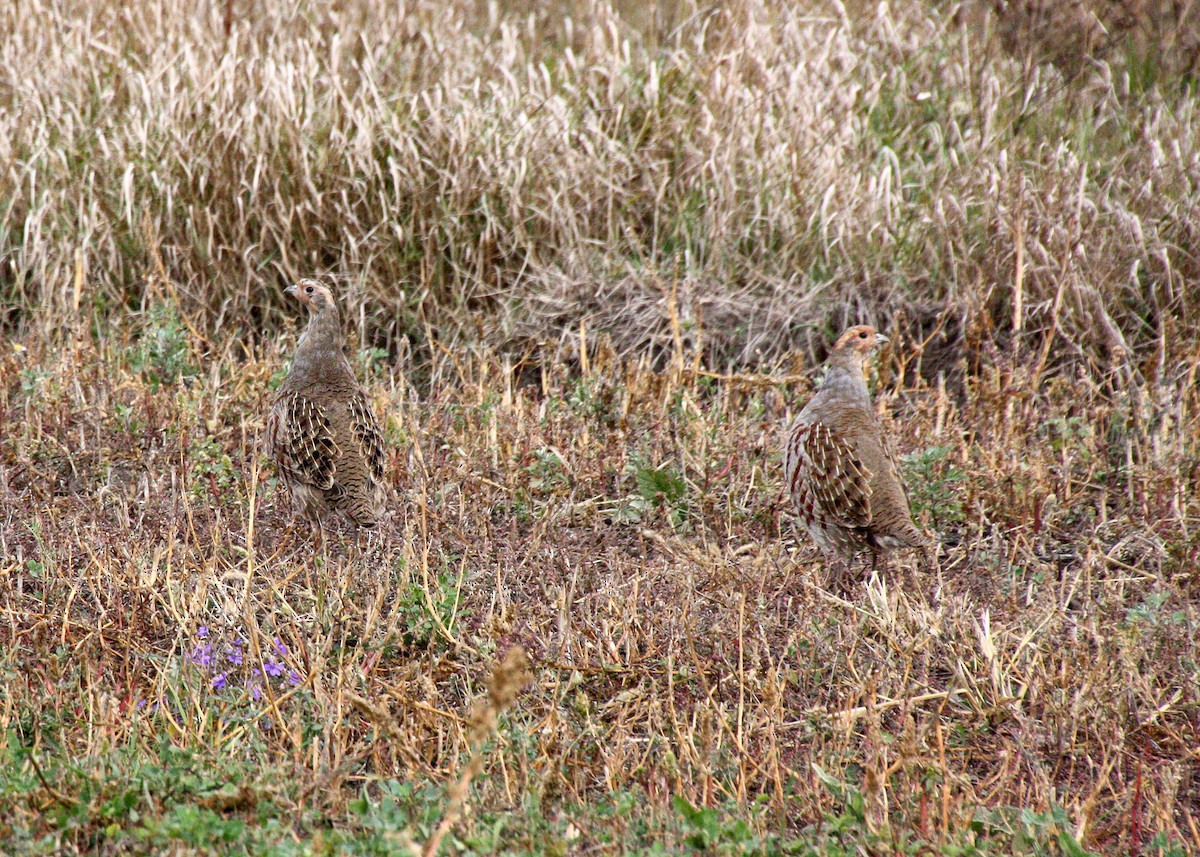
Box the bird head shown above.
[828,325,889,374]
[832,325,888,358]
[285,279,336,312]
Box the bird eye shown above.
[859,330,868,339]
[305,286,314,295]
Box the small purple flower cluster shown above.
[186,626,304,700]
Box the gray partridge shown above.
[783,325,930,577]
[265,279,388,527]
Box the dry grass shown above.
[1,0,1199,854]
[2,320,1197,852]
[3,0,1199,371]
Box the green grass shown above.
[0,731,1116,856]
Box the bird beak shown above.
[284,284,299,297]
[875,333,890,346]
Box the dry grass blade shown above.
[423,647,532,857]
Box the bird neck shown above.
[290,304,347,377]
[819,357,871,406]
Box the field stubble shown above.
[1,316,1197,853]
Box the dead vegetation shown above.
[3,0,1199,372]
[1,316,1197,852]
[1,0,1199,854]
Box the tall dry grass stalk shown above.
[423,646,531,856]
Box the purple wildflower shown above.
[191,643,214,669]
[288,670,302,686]
[212,673,227,691]
[198,626,208,638]
[272,638,288,657]
[264,660,284,678]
